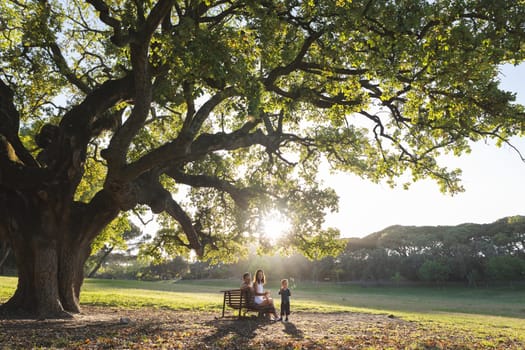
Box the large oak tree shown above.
[0,0,524,318]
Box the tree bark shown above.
[33,238,65,318]
[58,241,92,313]
[1,230,95,318]
[0,243,10,273]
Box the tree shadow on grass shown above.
[204,315,280,347]
[0,316,133,348]
[203,315,308,349]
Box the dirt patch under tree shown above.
[0,306,522,349]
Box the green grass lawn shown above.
[1,276,524,343]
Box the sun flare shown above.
[262,212,291,243]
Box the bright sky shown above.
[324,64,525,238]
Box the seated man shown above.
[240,272,253,291]
[240,272,256,306]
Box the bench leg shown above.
[238,292,243,319]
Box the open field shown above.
[1,276,524,349]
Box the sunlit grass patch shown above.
[300,282,525,317]
[0,276,16,302]
[80,289,219,311]
[401,311,525,343]
[81,279,222,310]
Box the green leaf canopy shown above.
[1,0,524,262]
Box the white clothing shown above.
[254,282,265,304]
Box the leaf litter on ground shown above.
[0,306,523,349]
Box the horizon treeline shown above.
[2,216,524,285]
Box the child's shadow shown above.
[283,321,304,339]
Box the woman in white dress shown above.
[253,269,280,321]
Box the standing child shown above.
[278,278,292,322]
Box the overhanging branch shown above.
[164,198,203,256]
[48,43,91,94]
[166,168,251,209]
[123,171,204,255]
[120,119,262,181]
[86,0,129,46]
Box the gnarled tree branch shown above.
[166,167,252,209]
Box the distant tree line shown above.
[334,215,525,285]
[2,216,524,286]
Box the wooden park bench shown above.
[220,288,275,319]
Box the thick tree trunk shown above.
[0,243,11,273]
[0,227,93,319]
[0,183,119,319]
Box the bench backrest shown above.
[224,289,255,309]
